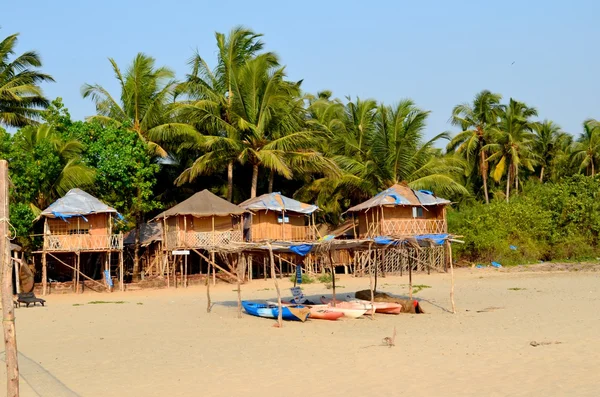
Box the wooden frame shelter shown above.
[153,190,246,286]
[35,189,124,295]
[123,222,164,277]
[239,193,319,242]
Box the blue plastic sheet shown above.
[415,233,449,245]
[103,270,113,287]
[509,245,517,251]
[491,261,502,268]
[289,244,313,256]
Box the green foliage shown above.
[412,284,431,294]
[66,121,161,224]
[450,175,600,264]
[9,202,36,250]
[289,273,315,284]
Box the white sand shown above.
[1,268,599,396]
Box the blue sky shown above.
[3,0,599,141]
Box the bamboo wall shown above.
[249,210,313,241]
[356,205,448,238]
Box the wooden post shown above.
[76,251,81,293]
[447,240,456,314]
[409,254,413,301]
[328,248,336,307]
[1,159,19,396]
[281,210,285,240]
[278,255,283,279]
[374,249,378,292]
[211,251,216,286]
[13,251,20,294]
[267,242,283,328]
[184,252,188,288]
[368,244,375,319]
[206,260,212,313]
[263,256,267,280]
[236,253,243,318]
[119,250,124,291]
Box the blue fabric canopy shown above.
[289,244,313,256]
[415,233,449,245]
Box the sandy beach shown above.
[1,267,599,396]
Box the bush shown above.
[449,176,600,265]
[289,273,315,284]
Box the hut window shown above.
[277,215,290,224]
[412,207,424,218]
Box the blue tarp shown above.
[289,244,313,256]
[415,233,449,245]
[103,270,113,287]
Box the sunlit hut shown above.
[239,193,319,242]
[36,189,124,295]
[346,183,451,275]
[154,189,246,284]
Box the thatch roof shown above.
[39,189,118,220]
[154,189,246,219]
[346,183,450,212]
[124,223,163,246]
[239,192,318,215]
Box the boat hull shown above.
[242,301,310,322]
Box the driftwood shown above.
[355,290,425,314]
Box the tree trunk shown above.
[251,164,259,198]
[268,169,274,193]
[227,161,234,202]
[132,212,142,282]
[480,150,489,204]
[592,161,595,177]
[514,165,519,195]
[505,167,511,203]
[539,166,545,182]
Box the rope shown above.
[0,217,17,240]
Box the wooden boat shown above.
[321,296,402,314]
[320,296,373,310]
[271,301,344,321]
[242,301,310,322]
[312,302,367,318]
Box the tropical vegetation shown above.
[2,27,600,264]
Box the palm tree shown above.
[485,99,538,202]
[166,27,273,201]
[13,124,95,212]
[532,120,570,182]
[571,119,600,177]
[373,101,467,196]
[82,53,190,157]
[0,33,54,127]
[448,90,502,203]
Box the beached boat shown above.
[321,296,402,314]
[242,301,310,322]
[311,302,367,318]
[270,301,345,321]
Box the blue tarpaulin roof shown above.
[39,189,122,221]
[347,183,450,212]
[239,192,318,215]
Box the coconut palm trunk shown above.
[480,150,489,204]
[539,166,545,182]
[227,162,234,202]
[251,164,259,198]
[268,169,274,193]
[505,167,511,202]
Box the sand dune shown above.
[1,268,599,396]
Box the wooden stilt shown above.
[328,248,336,307]
[368,244,375,319]
[13,252,20,294]
[76,251,81,293]
[212,252,216,286]
[267,242,283,328]
[184,252,188,288]
[1,159,19,397]
[119,250,124,292]
[409,256,413,301]
[236,253,243,318]
[263,256,267,280]
[42,251,47,295]
[47,252,107,291]
[447,240,456,314]
[206,260,212,313]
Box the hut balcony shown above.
[381,218,447,236]
[247,224,317,242]
[165,230,243,250]
[43,233,123,252]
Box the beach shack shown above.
[239,193,319,242]
[36,188,124,294]
[156,189,245,250]
[346,183,449,238]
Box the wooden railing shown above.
[375,219,447,237]
[165,230,243,250]
[43,234,123,251]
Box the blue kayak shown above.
[242,301,310,322]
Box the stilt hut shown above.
[156,189,246,250]
[123,222,163,277]
[346,183,449,238]
[239,193,319,242]
[345,183,451,275]
[36,189,124,294]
